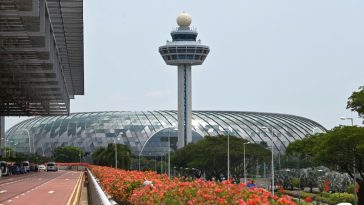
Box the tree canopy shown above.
[171,135,271,180]
[92,143,131,169]
[347,85,364,117]
[286,126,364,203]
[53,146,84,162]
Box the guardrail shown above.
[87,169,114,205]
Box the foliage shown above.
[90,165,296,205]
[283,190,354,205]
[329,193,355,204]
[286,126,364,203]
[171,135,271,180]
[291,178,300,188]
[92,143,131,169]
[347,86,364,117]
[53,146,84,162]
[1,148,51,163]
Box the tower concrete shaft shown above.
[159,12,209,148]
[177,65,192,148]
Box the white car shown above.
[38,164,46,171]
[22,161,30,173]
[46,162,58,172]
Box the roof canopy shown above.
[0,0,84,116]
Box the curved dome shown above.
[5,110,326,157]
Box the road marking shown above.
[0,190,7,194]
[48,190,55,194]
[72,174,83,205]
[7,200,12,202]
[66,173,82,205]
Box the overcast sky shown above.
[5,0,364,131]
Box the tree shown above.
[286,126,364,204]
[347,86,364,117]
[92,143,131,169]
[171,135,271,180]
[53,146,84,162]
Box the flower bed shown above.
[90,165,297,205]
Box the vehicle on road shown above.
[38,164,46,171]
[46,162,58,172]
[22,161,30,173]
[0,161,10,176]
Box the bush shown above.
[292,178,300,188]
[329,193,354,204]
[347,184,355,194]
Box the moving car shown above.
[46,162,58,172]
[0,161,10,176]
[38,164,46,171]
[22,161,30,173]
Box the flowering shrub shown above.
[90,165,297,205]
[56,162,89,166]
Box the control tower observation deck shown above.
[159,12,210,148]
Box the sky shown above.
[5,0,364,131]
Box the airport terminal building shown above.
[5,111,326,157]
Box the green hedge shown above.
[283,190,354,205]
[329,193,354,204]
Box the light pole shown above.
[228,128,230,180]
[168,128,178,178]
[340,116,356,205]
[262,126,275,197]
[243,142,250,184]
[219,126,232,180]
[340,116,354,126]
[138,152,141,171]
[114,137,120,169]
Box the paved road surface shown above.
[0,171,83,205]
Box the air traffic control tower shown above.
[159,12,210,148]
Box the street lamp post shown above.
[219,126,232,180]
[115,140,118,169]
[340,116,356,205]
[262,126,275,197]
[243,142,250,184]
[168,128,178,178]
[227,128,230,180]
[138,152,141,171]
[114,137,120,169]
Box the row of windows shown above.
[171,33,197,41]
[159,47,209,54]
[163,54,207,61]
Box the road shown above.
[0,170,83,205]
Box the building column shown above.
[177,65,192,148]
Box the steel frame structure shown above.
[0,0,84,116]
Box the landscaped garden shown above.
[90,165,297,205]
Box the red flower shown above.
[305,197,312,203]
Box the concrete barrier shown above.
[87,169,113,205]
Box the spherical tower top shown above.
[177,12,192,27]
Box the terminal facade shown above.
[6,111,326,157]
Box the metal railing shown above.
[87,169,114,205]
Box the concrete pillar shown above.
[177,64,192,148]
